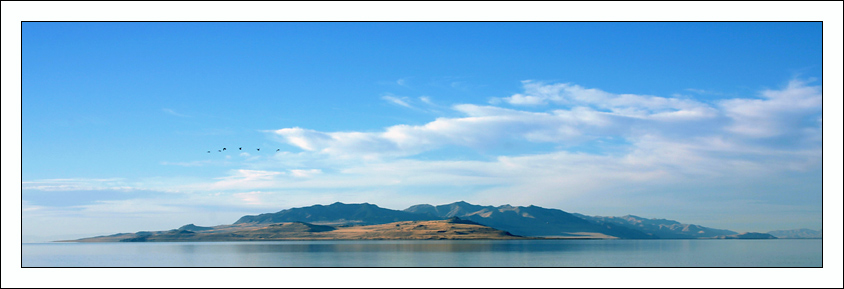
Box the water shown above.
[22,239,821,267]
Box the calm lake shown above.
[22,239,821,267]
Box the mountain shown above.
[573,214,738,239]
[68,201,790,242]
[405,201,655,239]
[234,202,437,225]
[711,232,777,239]
[767,228,822,239]
[178,224,214,231]
[70,218,526,242]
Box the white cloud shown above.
[496,80,719,121]
[720,79,822,138]
[270,79,821,165]
[290,169,322,178]
[274,127,334,151]
[503,93,547,105]
[273,104,620,159]
[382,95,413,108]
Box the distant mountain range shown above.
[572,214,739,239]
[68,201,817,242]
[767,228,822,239]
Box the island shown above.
[63,201,783,242]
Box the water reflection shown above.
[23,239,822,267]
[227,240,606,254]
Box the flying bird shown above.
[239,147,242,150]
[276,149,280,152]
[223,148,226,151]
[257,148,260,151]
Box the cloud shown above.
[720,79,822,138]
[419,96,433,105]
[271,101,699,159]
[290,169,322,178]
[207,169,285,190]
[162,108,189,117]
[268,79,815,161]
[234,191,268,206]
[382,95,413,108]
[495,80,719,121]
[685,88,724,96]
[160,160,216,167]
[21,178,131,191]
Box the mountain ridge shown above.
[572,213,739,239]
[404,201,655,239]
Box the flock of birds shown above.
[207,147,280,153]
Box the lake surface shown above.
[22,239,821,267]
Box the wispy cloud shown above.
[382,95,413,108]
[234,191,268,206]
[160,160,216,167]
[419,96,434,105]
[22,178,131,191]
[685,88,724,96]
[720,79,822,138]
[162,108,190,117]
[494,80,719,121]
[290,169,322,178]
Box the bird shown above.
[218,150,221,152]
[207,151,210,153]
[239,147,242,150]
[276,149,280,152]
[257,148,260,151]
[223,148,226,151]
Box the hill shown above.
[70,218,526,242]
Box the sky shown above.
[15,21,829,241]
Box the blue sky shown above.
[19,21,826,241]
